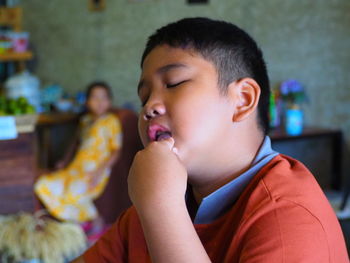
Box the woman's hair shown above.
[86,81,113,100]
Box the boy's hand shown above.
[128,137,187,213]
[128,137,211,263]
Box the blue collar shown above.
[187,136,278,224]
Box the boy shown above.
[74,17,348,262]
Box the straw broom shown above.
[0,211,87,263]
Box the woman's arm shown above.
[88,149,121,190]
[101,149,121,171]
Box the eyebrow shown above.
[137,63,188,93]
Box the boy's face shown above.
[138,45,235,175]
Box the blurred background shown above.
[21,0,350,181]
[0,0,349,261]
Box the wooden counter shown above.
[0,132,37,214]
[0,113,79,215]
[37,112,79,126]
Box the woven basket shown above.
[15,114,38,133]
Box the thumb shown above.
[163,137,179,156]
[160,136,175,150]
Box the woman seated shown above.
[34,81,122,232]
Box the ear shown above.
[227,78,261,122]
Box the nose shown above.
[143,101,166,121]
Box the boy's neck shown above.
[190,133,264,205]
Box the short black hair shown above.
[141,17,270,134]
[86,81,113,100]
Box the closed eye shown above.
[141,98,148,107]
[166,80,188,88]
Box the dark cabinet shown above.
[0,132,37,214]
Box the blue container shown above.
[285,109,303,136]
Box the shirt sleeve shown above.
[83,213,126,262]
[238,200,331,263]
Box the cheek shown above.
[170,108,204,154]
[174,97,217,133]
[173,98,228,151]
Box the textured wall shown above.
[21,0,350,181]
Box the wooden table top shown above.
[269,127,342,141]
[37,112,79,126]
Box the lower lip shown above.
[156,133,172,141]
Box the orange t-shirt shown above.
[83,155,349,262]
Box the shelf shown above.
[0,51,33,62]
[0,7,22,31]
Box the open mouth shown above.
[155,130,172,141]
[148,124,172,142]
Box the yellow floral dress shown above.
[34,113,122,222]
